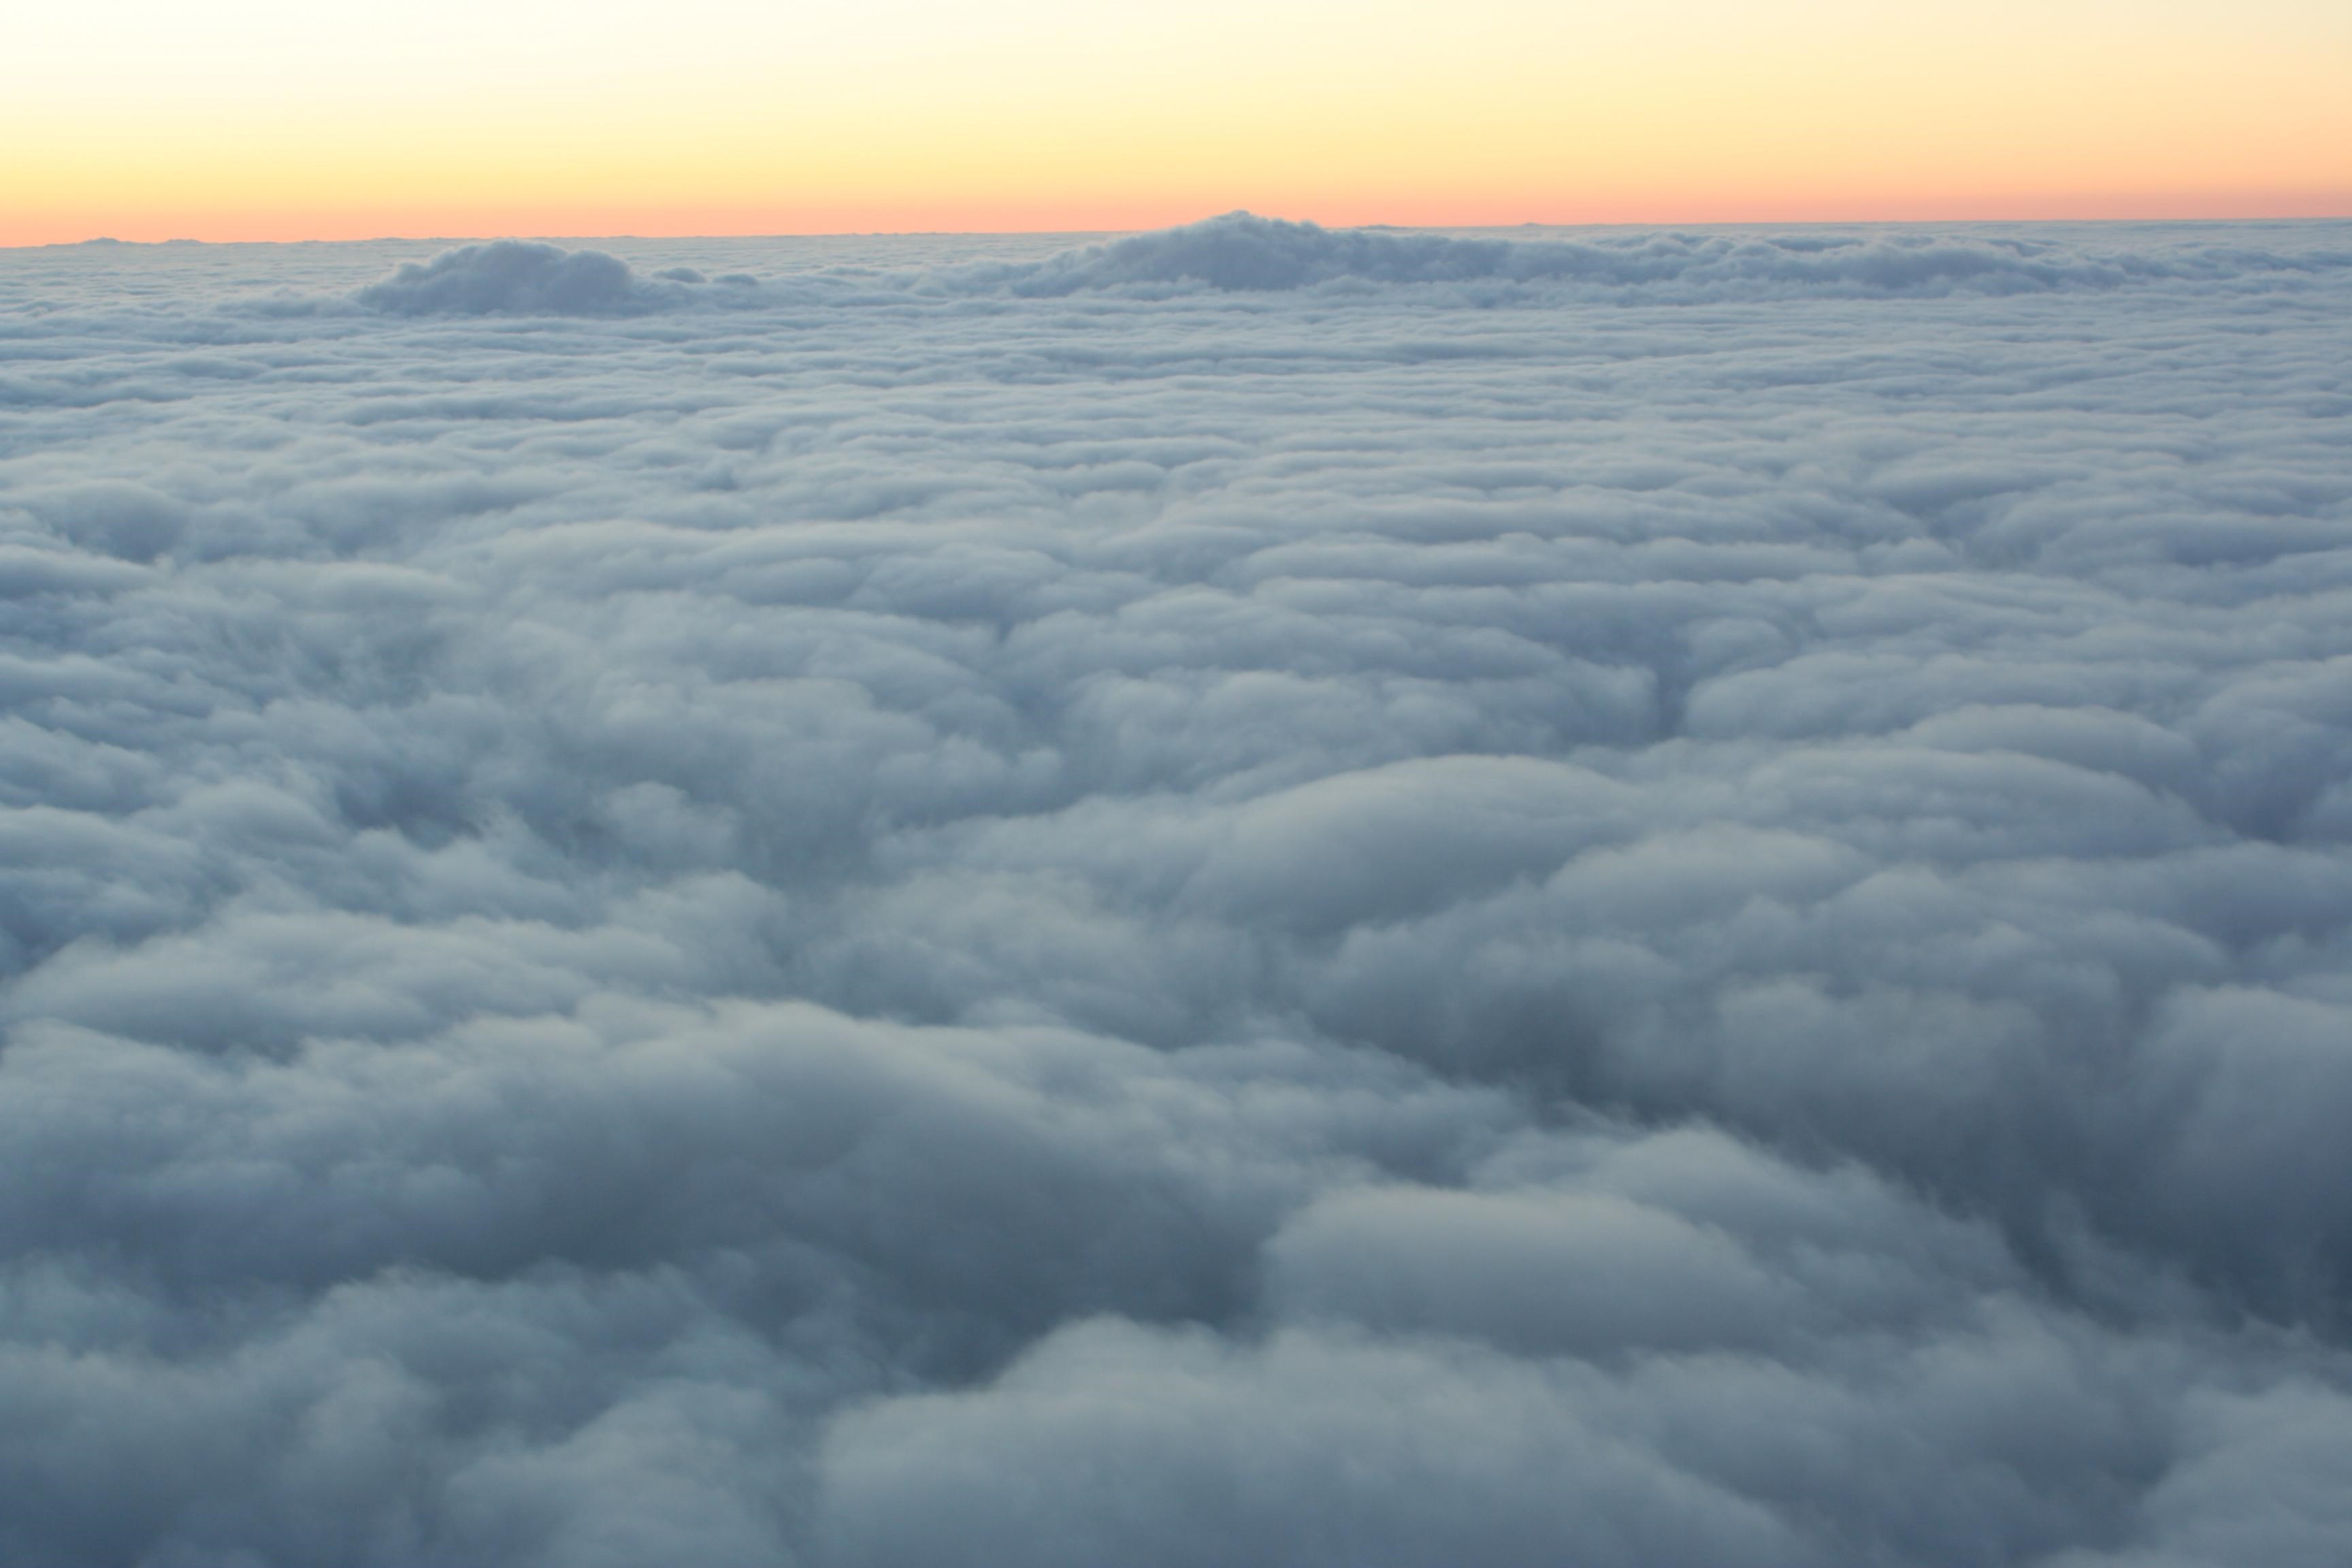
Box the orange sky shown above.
[6,0,2347,244]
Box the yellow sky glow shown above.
[5,0,2347,243]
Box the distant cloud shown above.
[996,210,2352,297]
[355,239,672,315]
[344,217,2352,318]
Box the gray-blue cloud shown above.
[3,216,2352,1567]
[999,210,2206,295]
[340,215,2352,316]
[355,239,675,315]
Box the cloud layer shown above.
[337,215,2352,317]
[996,210,2294,295]
[4,216,2352,1565]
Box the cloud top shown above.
[355,240,663,315]
[1004,212,2351,297]
[336,220,2352,321]
[7,218,2352,1566]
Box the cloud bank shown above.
[354,240,679,315]
[343,216,2352,316]
[4,216,2352,1565]
[999,210,2204,295]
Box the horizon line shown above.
[14,203,2352,252]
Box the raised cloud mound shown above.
[355,240,668,316]
[1011,210,2346,297]
[345,220,2351,318]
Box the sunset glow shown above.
[8,0,2347,242]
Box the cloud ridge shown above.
[996,211,2352,297]
[354,240,674,315]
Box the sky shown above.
[5,0,2350,243]
[2,216,2351,1564]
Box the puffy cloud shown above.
[1,215,2351,1564]
[355,240,678,316]
[340,217,2352,316]
[1000,211,2352,297]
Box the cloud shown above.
[2,216,2351,1564]
[337,218,2352,319]
[354,240,677,316]
[996,211,2352,298]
